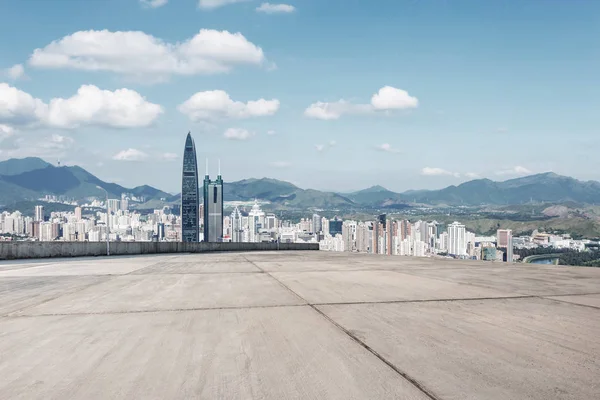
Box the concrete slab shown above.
[0,256,178,277]
[318,298,600,400]
[14,273,305,316]
[0,307,429,400]
[2,251,600,399]
[272,270,521,304]
[0,276,108,315]
[131,261,260,274]
[546,293,600,308]
[400,264,600,296]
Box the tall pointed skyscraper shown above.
[181,132,199,242]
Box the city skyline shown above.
[1,0,599,193]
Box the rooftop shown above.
[1,252,599,399]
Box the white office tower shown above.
[231,207,243,243]
[448,221,467,256]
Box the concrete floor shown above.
[1,252,599,400]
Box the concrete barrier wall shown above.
[0,241,319,260]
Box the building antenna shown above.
[218,159,221,176]
[205,158,209,176]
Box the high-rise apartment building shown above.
[496,229,512,247]
[181,132,200,242]
[120,194,129,212]
[75,207,82,221]
[448,221,467,256]
[506,231,514,262]
[203,162,223,243]
[34,205,44,222]
[312,214,322,234]
[107,199,120,214]
[231,207,243,243]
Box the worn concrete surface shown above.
[1,252,600,400]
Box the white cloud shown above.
[315,144,325,152]
[112,148,148,161]
[465,172,480,179]
[496,166,532,176]
[160,152,178,161]
[266,129,276,135]
[0,124,14,139]
[0,133,75,159]
[256,3,296,13]
[270,161,291,168]
[199,0,250,9]
[0,83,163,129]
[305,86,418,120]
[5,64,25,80]
[179,90,279,121]
[371,86,419,110]
[375,143,400,154]
[28,29,266,80]
[224,128,254,140]
[0,83,47,125]
[329,140,336,146]
[421,167,460,178]
[140,0,168,8]
[304,100,371,120]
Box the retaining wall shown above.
[0,241,319,260]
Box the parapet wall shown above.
[0,241,319,260]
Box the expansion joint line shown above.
[242,256,440,400]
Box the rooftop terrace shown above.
[1,252,599,399]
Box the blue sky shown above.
[0,0,598,194]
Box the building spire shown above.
[205,158,209,177]
[218,159,221,176]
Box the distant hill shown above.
[0,159,171,205]
[346,185,405,207]
[1,157,599,208]
[225,178,355,208]
[0,157,51,176]
[399,173,600,205]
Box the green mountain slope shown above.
[0,157,51,176]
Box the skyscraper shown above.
[448,221,467,256]
[203,161,224,242]
[34,205,44,222]
[181,132,200,242]
[231,207,243,243]
[506,231,514,263]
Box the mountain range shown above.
[0,157,599,208]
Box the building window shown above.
[213,186,217,203]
